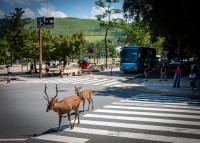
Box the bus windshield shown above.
[120,48,138,63]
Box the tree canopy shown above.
[123,0,200,62]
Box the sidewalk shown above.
[141,77,200,96]
[0,64,200,97]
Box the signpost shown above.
[37,17,55,79]
[147,50,152,78]
[6,52,11,83]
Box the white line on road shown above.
[72,119,200,135]
[0,139,27,142]
[64,127,200,143]
[31,134,89,143]
[112,102,200,110]
[104,105,200,114]
[94,109,200,119]
[83,114,200,126]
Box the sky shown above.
[0,0,124,20]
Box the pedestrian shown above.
[59,62,64,78]
[143,63,149,81]
[189,70,197,91]
[30,62,34,75]
[173,65,182,88]
[45,62,50,77]
[159,62,167,81]
[191,61,200,86]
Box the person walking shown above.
[189,70,197,91]
[59,62,64,78]
[45,62,50,77]
[173,65,182,88]
[30,62,34,75]
[143,63,149,81]
[159,62,167,81]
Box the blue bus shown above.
[120,46,157,73]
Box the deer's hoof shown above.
[71,125,74,129]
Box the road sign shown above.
[37,17,54,29]
[37,17,45,28]
[44,17,54,29]
[101,52,106,57]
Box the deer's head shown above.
[44,84,58,112]
[75,86,82,95]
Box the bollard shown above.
[72,72,75,76]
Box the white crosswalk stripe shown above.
[32,93,200,143]
[17,77,122,87]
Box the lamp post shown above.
[6,52,11,83]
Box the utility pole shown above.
[39,28,42,79]
[37,16,54,79]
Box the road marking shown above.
[112,101,200,110]
[64,127,200,143]
[94,109,200,119]
[104,81,120,86]
[120,99,200,106]
[72,119,200,135]
[31,134,89,143]
[83,113,200,126]
[0,139,27,142]
[92,79,116,85]
[104,105,200,114]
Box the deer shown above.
[75,86,94,112]
[44,84,81,132]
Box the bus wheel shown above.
[124,71,128,73]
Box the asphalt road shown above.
[1,80,200,143]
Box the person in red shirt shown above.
[173,65,182,88]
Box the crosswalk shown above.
[15,77,123,87]
[31,94,200,143]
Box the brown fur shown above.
[44,84,81,132]
[75,86,94,112]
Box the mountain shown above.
[24,17,123,42]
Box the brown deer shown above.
[44,84,81,132]
[75,86,94,112]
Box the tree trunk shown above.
[105,29,108,69]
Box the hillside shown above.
[24,17,123,42]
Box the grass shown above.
[24,17,123,43]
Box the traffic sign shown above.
[101,52,106,57]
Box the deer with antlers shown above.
[44,84,81,132]
[75,86,94,112]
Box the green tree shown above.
[4,7,28,66]
[95,0,122,68]
[123,0,200,61]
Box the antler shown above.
[44,84,49,100]
[52,84,58,100]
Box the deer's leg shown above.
[57,115,62,132]
[83,99,85,112]
[91,98,94,109]
[87,99,90,111]
[73,109,80,126]
[77,110,80,125]
[68,113,73,129]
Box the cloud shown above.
[90,6,123,20]
[23,8,35,18]
[4,0,31,5]
[0,10,5,18]
[37,3,67,18]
